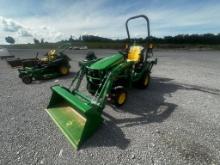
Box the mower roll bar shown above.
[125,15,150,41]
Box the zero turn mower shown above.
[18,48,71,84]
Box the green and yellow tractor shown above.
[18,48,71,84]
[45,15,157,149]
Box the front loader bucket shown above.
[45,85,103,149]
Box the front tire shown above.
[22,76,32,84]
[111,87,127,107]
[87,82,98,95]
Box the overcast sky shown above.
[0,0,219,44]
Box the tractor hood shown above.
[89,53,124,70]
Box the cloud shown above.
[0,16,33,39]
[1,17,22,32]
[36,0,220,38]
[0,16,65,44]
[18,29,33,37]
[0,0,220,44]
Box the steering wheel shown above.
[48,49,56,55]
[118,43,129,58]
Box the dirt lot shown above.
[0,49,220,165]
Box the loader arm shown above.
[69,59,100,91]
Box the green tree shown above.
[40,38,44,44]
[33,38,40,44]
[5,36,15,44]
[69,35,74,43]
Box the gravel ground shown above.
[0,49,220,165]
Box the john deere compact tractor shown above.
[46,15,157,149]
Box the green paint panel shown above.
[46,105,87,149]
[89,53,123,70]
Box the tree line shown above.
[152,34,220,45]
[59,33,220,45]
[5,33,220,45]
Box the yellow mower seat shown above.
[40,49,57,62]
[127,46,144,62]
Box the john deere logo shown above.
[66,121,73,127]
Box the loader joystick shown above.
[86,51,97,61]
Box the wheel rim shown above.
[144,76,149,86]
[118,92,126,105]
[60,67,68,75]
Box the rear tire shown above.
[59,66,69,75]
[111,87,127,107]
[22,76,32,84]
